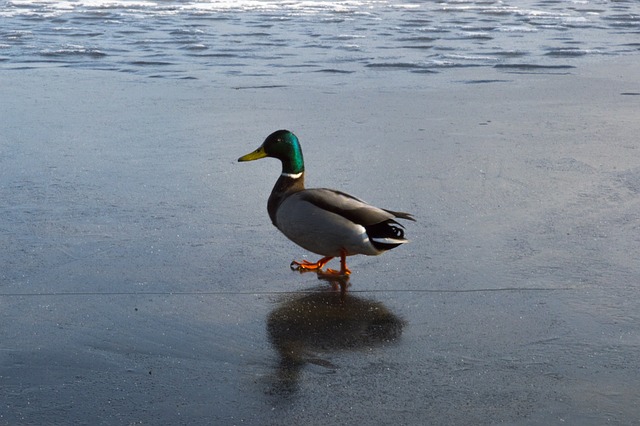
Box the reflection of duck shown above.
[266,284,405,394]
[238,130,415,277]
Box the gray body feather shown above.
[275,188,412,257]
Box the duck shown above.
[238,130,415,277]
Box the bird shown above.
[238,129,415,277]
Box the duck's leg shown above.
[322,249,351,277]
[290,256,333,272]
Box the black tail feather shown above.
[365,219,408,251]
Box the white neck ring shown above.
[281,172,303,179]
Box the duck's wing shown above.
[298,188,415,226]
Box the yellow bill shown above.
[238,146,267,162]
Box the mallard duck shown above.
[238,130,415,276]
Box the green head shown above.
[238,129,305,175]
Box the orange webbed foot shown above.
[320,267,351,277]
[328,249,351,277]
[290,250,351,278]
[290,256,333,272]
